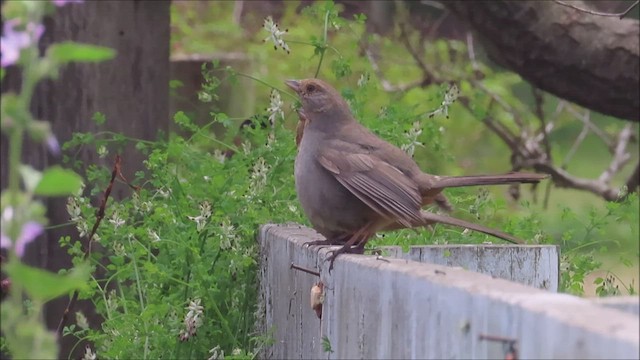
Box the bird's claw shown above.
[326,244,363,271]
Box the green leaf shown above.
[91,111,106,125]
[5,261,90,302]
[34,166,83,196]
[47,42,116,64]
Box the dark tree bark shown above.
[1,1,170,357]
[443,1,640,122]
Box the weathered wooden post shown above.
[258,224,639,359]
[1,1,170,357]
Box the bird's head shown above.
[285,79,352,123]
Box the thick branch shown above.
[443,1,640,122]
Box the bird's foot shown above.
[326,244,362,271]
[304,233,352,248]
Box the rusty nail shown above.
[478,333,518,360]
[290,263,320,277]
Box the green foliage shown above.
[62,105,303,357]
[321,336,334,354]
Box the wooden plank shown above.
[259,224,639,360]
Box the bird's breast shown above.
[294,140,375,238]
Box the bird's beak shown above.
[285,79,301,93]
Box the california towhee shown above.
[286,79,547,268]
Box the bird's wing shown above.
[318,147,422,227]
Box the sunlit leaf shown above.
[48,42,116,64]
[34,166,83,196]
[5,261,90,302]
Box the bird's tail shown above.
[419,211,524,244]
[431,172,547,190]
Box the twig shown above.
[532,87,552,162]
[466,32,480,73]
[599,124,633,184]
[56,155,123,335]
[533,162,620,200]
[565,106,614,149]
[554,0,639,19]
[562,124,590,168]
[625,161,640,192]
[365,47,424,92]
[473,80,526,130]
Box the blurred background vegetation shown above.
[170,0,639,296]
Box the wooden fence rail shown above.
[258,223,639,359]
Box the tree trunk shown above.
[443,0,640,122]
[1,1,170,357]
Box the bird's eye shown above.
[306,84,317,93]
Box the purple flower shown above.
[0,20,44,68]
[52,0,84,6]
[46,134,61,156]
[0,208,43,258]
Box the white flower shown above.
[266,90,284,127]
[219,219,237,250]
[97,145,108,158]
[248,158,270,197]
[66,196,82,222]
[112,242,126,257]
[262,16,290,53]
[213,149,226,164]
[427,83,459,119]
[188,201,211,232]
[148,229,161,242]
[208,346,225,360]
[357,73,370,87]
[401,121,423,157]
[76,311,89,330]
[179,299,204,341]
[108,210,125,229]
[82,345,96,360]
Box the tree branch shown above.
[442,1,640,122]
[367,18,638,202]
[554,0,639,19]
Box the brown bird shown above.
[286,79,547,268]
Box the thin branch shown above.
[565,106,615,149]
[466,32,480,73]
[625,161,640,192]
[56,155,124,335]
[532,87,552,162]
[472,80,526,130]
[365,47,425,92]
[562,124,590,168]
[599,124,633,184]
[554,0,639,19]
[530,162,620,201]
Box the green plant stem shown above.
[313,11,331,78]
[286,39,342,57]
[234,72,297,100]
[126,235,149,359]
